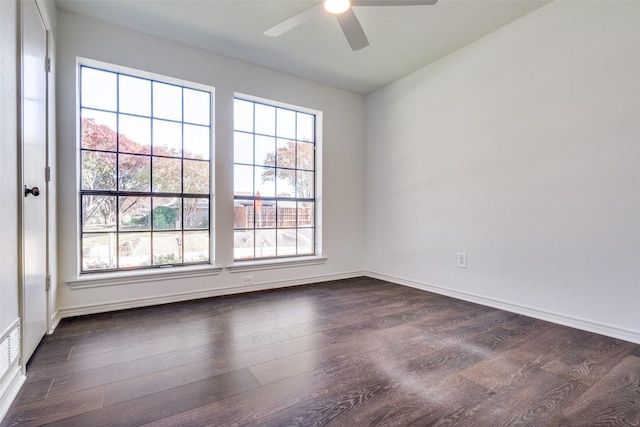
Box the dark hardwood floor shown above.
[3,277,639,426]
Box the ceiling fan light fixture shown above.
[324,0,351,14]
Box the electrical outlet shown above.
[240,275,254,285]
[456,252,467,269]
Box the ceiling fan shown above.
[264,0,438,51]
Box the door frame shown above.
[42,1,56,337]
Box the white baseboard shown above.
[0,364,25,423]
[57,270,366,319]
[49,310,61,334]
[367,271,640,345]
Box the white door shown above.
[21,0,49,363]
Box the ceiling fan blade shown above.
[352,0,437,6]
[336,8,369,51]
[264,3,323,37]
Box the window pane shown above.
[184,198,209,229]
[119,196,151,231]
[184,160,209,194]
[82,151,116,191]
[234,229,254,259]
[81,67,116,111]
[184,88,210,126]
[276,139,296,169]
[119,154,150,192]
[234,200,252,229]
[255,104,275,136]
[184,124,209,160]
[297,228,314,255]
[234,164,254,196]
[81,110,116,151]
[153,231,182,265]
[255,167,275,197]
[152,157,181,192]
[256,202,275,229]
[153,82,182,121]
[255,229,276,257]
[255,135,275,167]
[296,171,314,198]
[119,232,151,268]
[276,108,295,139]
[119,74,151,116]
[276,169,295,197]
[82,233,117,271]
[184,230,209,262]
[234,132,253,165]
[82,195,116,232]
[234,99,253,132]
[298,201,315,227]
[277,200,297,228]
[277,229,297,256]
[153,119,182,157]
[297,141,314,171]
[153,197,181,230]
[119,114,151,154]
[297,112,314,142]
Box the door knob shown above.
[24,186,40,197]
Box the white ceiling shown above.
[56,0,551,95]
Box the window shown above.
[79,64,212,272]
[233,97,317,260]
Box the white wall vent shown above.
[0,321,20,382]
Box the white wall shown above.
[366,1,640,343]
[0,0,19,335]
[0,0,24,418]
[56,11,366,316]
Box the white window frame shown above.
[76,58,216,275]
[231,93,324,266]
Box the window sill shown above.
[228,256,327,273]
[67,265,223,289]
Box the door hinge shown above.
[45,166,51,182]
[46,57,51,73]
[46,275,51,291]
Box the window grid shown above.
[80,65,212,273]
[233,98,316,260]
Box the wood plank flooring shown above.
[3,277,639,426]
